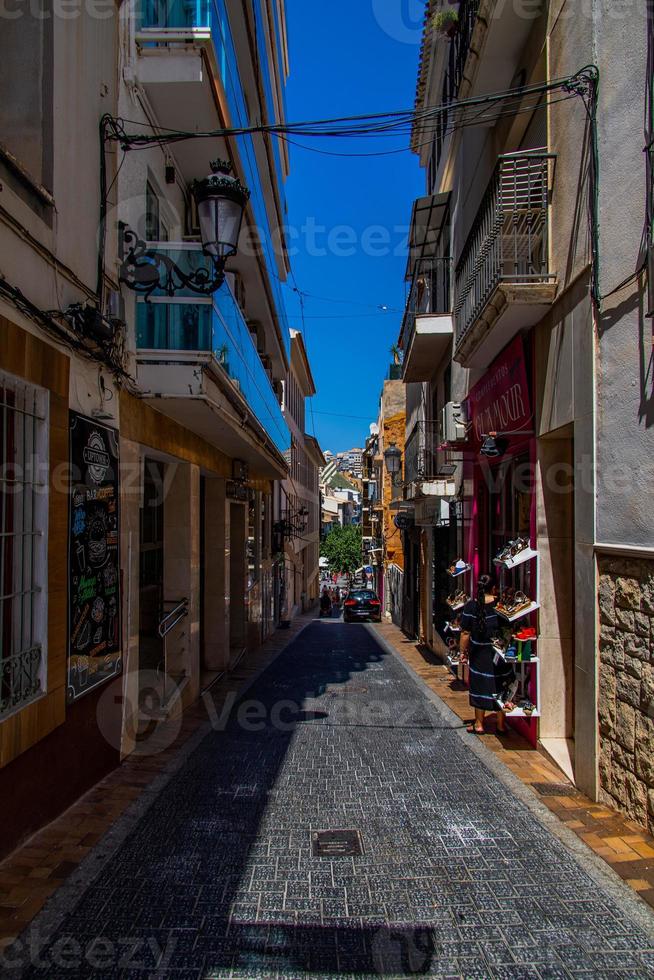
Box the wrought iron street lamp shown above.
[273,504,310,541]
[118,161,250,300]
[383,442,403,487]
[194,161,249,260]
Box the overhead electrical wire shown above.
[103,68,597,152]
[275,91,578,158]
[291,286,401,312]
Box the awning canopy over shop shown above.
[406,192,450,279]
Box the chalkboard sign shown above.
[67,413,121,702]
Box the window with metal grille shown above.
[0,370,48,719]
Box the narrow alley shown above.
[11,620,654,979]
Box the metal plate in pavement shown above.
[312,829,363,857]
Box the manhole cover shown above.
[312,829,363,857]
[531,782,579,797]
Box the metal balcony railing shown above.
[1,647,42,720]
[404,421,458,485]
[136,0,290,354]
[454,153,555,348]
[434,0,480,168]
[136,245,290,456]
[401,257,452,350]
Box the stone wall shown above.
[598,557,654,830]
[382,411,406,572]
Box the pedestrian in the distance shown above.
[320,586,331,617]
[459,573,512,735]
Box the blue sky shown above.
[282,0,425,454]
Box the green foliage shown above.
[432,7,459,35]
[320,524,363,575]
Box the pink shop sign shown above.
[466,336,531,447]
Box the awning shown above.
[406,192,450,279]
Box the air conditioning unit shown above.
[442,401,468,444]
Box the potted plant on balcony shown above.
[432,4,460,38]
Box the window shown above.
[146,181,161,241]
[0,370,49,719]
[247,491,260,589]
[0,14,53,198]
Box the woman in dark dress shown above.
[459,574,514,735]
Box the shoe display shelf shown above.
[500,656,541,718]
[445,559,473,675]
[448,563,473,578]
[493,540,540,721]
[446,560,473,613]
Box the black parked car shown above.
[343,589,382,623]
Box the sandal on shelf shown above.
[510,537,530,556]
[511,592,533,614]
[496,541,515,562]
[514,627,537,640]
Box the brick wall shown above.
[598,556,654,830]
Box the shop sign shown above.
[466,336,531,446]
[68,413,121,702]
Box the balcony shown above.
[134,0,289,359]
[135,244,290,476]
[419,0,480,167]
[404,421,457,498]
[440,0,480,105]
[401,257,453,383]
[453,153,557,368]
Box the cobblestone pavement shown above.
[9,621,654,978]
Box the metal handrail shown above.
[405,420,458,484]
[401,257,452,351]
[158,598,188,639]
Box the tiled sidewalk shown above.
[375,621,654,912]
[0,612,317,955]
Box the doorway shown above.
[139,458,165,675]
[229,501,246,661]
[402,532,421,640]
[538,431,576,780]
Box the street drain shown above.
[531,782,579,797]
[312,829,363,857]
